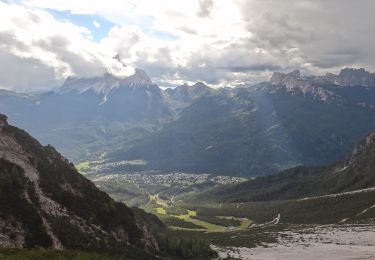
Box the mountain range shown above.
[2,68,375,176]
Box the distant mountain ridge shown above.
[320,68,375,87]
[165,82,216,110]
[272,67,375,89]
[268,70,341,102]
[266,68,375,102]
[197,131,375,203]
[2,67,375,177]
[106,68,375,176]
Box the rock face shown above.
[306,68,375,88]
[269,70,338,102]
[53,70,172,122]
[267,68,375,101]
[269,70,302,86]
[0,114,160,254]
[335,68,375,87]
[348,132,375,163]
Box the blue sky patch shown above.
[47,9,115,42]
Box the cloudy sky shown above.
[0,0,374,91]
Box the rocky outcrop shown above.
[335,68,375,87]
[311,68,375,88]
[348,132,375,163]
[269,70,302,86]
[267,68,375,101]
[268,68,375,102]
[269,70,339,102]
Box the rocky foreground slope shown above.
[0,113,162,257]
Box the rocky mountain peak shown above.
[192,82,209,89]
[339,68,368,77]
[289,70,301,78]
[59,69,154,105]
[128,68,153,85]
[164,82,214,110]
[269,70,301,86]
[60,68,152,96]
[270,67,375,88]
[335,67,375,87]
[268,70,338,102]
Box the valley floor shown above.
[88,171,375,259]
[214,224,375,260]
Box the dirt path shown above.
[299,187,375,201]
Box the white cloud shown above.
[93,20,100,28]
[238,0,375,74]
[197,0,214,18]
[0,2,134,91]
[1,0,375,90]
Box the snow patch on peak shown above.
[60,69,153,104]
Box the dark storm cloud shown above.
[240,0,375,71]
[147,0,375,86]
[222,65,282,73]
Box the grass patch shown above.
[192,216,241,227]
[187,190,375,224]
[178,216,227,232]
[166,207,187,215]
[161,216,205,229]
[187,210,197,217]
[156,207,166,214]
[75,160,104,175]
